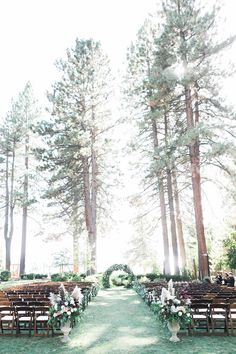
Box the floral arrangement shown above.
[151,279,192,326]
[48,284,83,327]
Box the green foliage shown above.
[223,231,236,269]
[0,270,11,281]
[51,273,68,281]
[102,264,135,288]
[146,273,159,281]
[111,273,133,288]
[34,273,48,279]
[50,272,86,282]
[20,273,47,280]
[144,272,192,282]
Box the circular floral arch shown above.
[102,263,135,288]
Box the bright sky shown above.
[0,0,158,116]
[1,0,236,273]
[0,0,235,114]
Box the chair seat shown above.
[18,316,31,321]
[36,315,48,321]
[193,314,207,319]
[1,315,14,321]
[211,314,226,319]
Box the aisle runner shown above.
[68,287,159,354]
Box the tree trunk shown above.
[83,156,97,275]
[4,151,10,270]
[151,116,171,274]
[4,142,16,271]
[166,168,179,274]
[90,125,98,274]
[164,112,179,274]
[73,229,79,273]
[72,190,80,273]
[20,131,29,275]
[185,86,209,279]
[9,144,16,272]
[178,17,209,279]
[172,168,186,270]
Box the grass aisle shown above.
[1,287,236,353]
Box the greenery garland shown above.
[102,264,135,288]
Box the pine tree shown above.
[17,82,39,275]
[35,39,112,274]
[159,0,236,278]
[0,103,24,270]
[125,18,172,274]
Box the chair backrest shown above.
[15,306,34,318]
[191,299,212,304]
[190,303,210,312]
[210,303,229,314]
[34,306,49,315]
[0,306,14,316]
[229,303,236,310]
[212,298,229,304]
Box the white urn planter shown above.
[60,321,71,342]
[167,320,180,342]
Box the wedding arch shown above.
[102,263,135,288]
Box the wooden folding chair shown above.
[15,306,34,336]
[189,303,210,334]
[229,303,236,335]
[0,306,16,335]
[209,303,229,335]
[34,306,52,336]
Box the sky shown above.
[1,0,236,273]
[0,0,158,116]
[0,0,235,113]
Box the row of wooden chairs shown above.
[188,302,236,335]
[0,305,51,336]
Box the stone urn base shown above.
[60,321,71,342]
[167,321,180,342]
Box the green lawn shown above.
[0,287,235,353]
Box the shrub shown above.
[34,273,48,279]
[146,273,160,281]
[111,274,123,286]
[70,273,82,281]
[0,270,11,281]
[136,274,144,279]
[27,273,35,280]
[20,273,38,280]
[51,273,68,281]
[20,274,28,280]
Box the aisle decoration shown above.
[48,284,83,342]
[151,279,192,342]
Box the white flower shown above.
[64,302,68,306]
[173,298,181,305]
[72,286,84,303]
[178,306,186,313]
[171,306,178,313]
[178,311,183,316]
[160,288,169,304]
